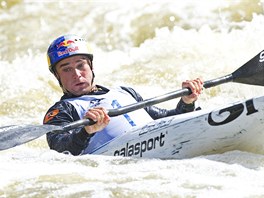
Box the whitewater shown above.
[1,0,264,197]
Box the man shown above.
[44,34,203,155]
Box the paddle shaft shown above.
[63,50,264,130]
[63,74,235,131]
[108,74,233,116]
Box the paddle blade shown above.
[0,124,61,151]
[232,50,264,86]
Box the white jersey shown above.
[64,87,153,154]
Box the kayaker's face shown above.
[55,55,94,96]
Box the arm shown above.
[121,80,201,120]
[145,98,195,119]
[43,102,93,155]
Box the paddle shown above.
[0,50,263,151]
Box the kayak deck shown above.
[91,96,264,159]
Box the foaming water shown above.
[2,148,264,197]
[1,0,264,197]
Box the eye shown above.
[62,67,72,72]
[77,62,87,70]
[77,63,83,69]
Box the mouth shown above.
[74,82,87,87]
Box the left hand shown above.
[181,78,203,104]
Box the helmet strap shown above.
[90,61,95,85]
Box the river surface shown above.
[1,0,264,197]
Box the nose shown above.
[72,68,81,79]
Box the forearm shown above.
[121,86,196,120]
[46,127,93,155]
[146,99,195,120]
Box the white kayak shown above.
[90,95,264,159]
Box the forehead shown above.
[56,55,89,67]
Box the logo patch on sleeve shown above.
[44,109,59,123]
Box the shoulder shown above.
[120,86,143,102]
[43,100,78,124]
[97,84,138,97]
[48,100,74,112]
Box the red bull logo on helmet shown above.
[57,46,79,57]
[56,39,79,57]
[57,40,75,49]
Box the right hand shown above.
[181,78,203,104]
[84,107,110,134]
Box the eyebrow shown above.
[58,62,70,68]
[57,58,87,68]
